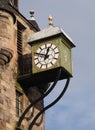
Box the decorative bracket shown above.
[16,68,70,130]
[28,78,70,130]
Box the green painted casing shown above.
[60,37,72,75]
[31,35,73,77]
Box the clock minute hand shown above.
[47,47,50,53]
[44,47,50,60]
[34,52,45,58]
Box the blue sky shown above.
[19,0,95,130]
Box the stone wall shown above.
[0,11,17,130]
[0,10,44,130]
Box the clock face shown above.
[34,43,59,69]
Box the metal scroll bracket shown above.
[16,68,70,130]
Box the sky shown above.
[19,0,95,130]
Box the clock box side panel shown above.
[60,39,73,76]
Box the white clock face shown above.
[34,43,59,69]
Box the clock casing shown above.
[30,35,74,84]
[18,25,75,86]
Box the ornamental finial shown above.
[48,15,53,25]
[30,10,35,20]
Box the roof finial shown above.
[30,10,35,21]
[48,15,53,26]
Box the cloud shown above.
[44,77,95,130]
[45,94,95,130]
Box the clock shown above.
[18,23,75,87]
[34,43,59,69]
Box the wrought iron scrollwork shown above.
[28,78,70,130]
[16,68,70,130]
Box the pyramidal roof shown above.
[29,17,75,47]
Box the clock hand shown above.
[34,52,45,58]
[34,52,49,59]
[46,47,50,56]
[44,47,50,60]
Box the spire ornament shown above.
[48,15,53,25]
[30,10,35,21]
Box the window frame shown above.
[16,90,23,117]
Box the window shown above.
[17,21,27,76]
[17,21,26,55]
[16,90,23,117]
[17,28,23,55]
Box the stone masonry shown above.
[0,1,44,130]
